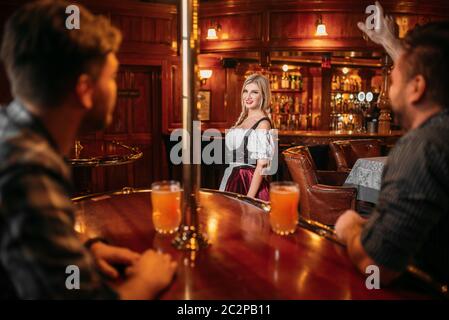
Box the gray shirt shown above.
[361,109,449,283]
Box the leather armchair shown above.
[283,146,356,226]
[330,139,382,173]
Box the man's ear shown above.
[408,74,426,105]
[75,74,95,110]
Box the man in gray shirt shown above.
[336,2,449,284]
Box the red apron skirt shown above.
[222,165,269,201]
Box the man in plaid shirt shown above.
[0,0,176,299]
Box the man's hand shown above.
[335,209,367,244]
[357,1,403,62]
[90,242,140,279]
[117,250,177,299]
[125,250,177,289]
[357,2,396,45]
[336,210,401,285]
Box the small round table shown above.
[67,140,143,167]
[73,188,440,300]
[68,140,143,195]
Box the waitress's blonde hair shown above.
[233,73,271,127]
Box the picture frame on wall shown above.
[198,90,211,121]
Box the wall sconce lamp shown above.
[315,14,328,36]
[206,22,222,40]
[199,69,213,85]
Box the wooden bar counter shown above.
[73,188,437,300]
[277,130,403,146]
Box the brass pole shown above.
[172,0,208,250]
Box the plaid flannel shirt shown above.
[0,100,117,299]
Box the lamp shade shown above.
[315,23,328,36]
[206,28,218,40]
[199,69,213,79]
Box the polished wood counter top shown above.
[168,128,403,137]
[277,130,404,137]
[73,188,438,300]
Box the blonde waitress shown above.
[219,73,274,201]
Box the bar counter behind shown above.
[164,129,403,190]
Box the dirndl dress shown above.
[219,117,275,201]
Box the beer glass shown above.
[269,181,299,235]
[151,181,181,234]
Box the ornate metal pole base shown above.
[172,224,209,251]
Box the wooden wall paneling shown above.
[79,0,178,56]
[110,13,175,56]
[130,69,151,134]
[163,58,181,133]
[198,56,248,130]
[99,65,164,192]
[77,0,177,193]
[203,68,226,127]
[199,12,264,52]
[269,11,374,51]
[76,59,169,193]
[105,71,129,135]
[200,0,449,52]
[149,66,167,182]
[227,67,246,128]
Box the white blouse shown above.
[225,128,275,163]
[219,128,276,191]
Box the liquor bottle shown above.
[287,96,294,113]
[347,100,355,131]
[294,96,300,114]
[286,114,293,130]
[281,72,286,89]
[291,75,296,90]
[307,98,313,130]
[330,99,337,131]
[297,75,303,91]
[279,95,284,113]
[274,94,281,113]
[275,115,281,130]
[272,75,279,90]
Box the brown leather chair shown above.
[330,139,382,173]
[283,146,357,226]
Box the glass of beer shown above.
[269,181,299,235]
[151,181,181,234]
